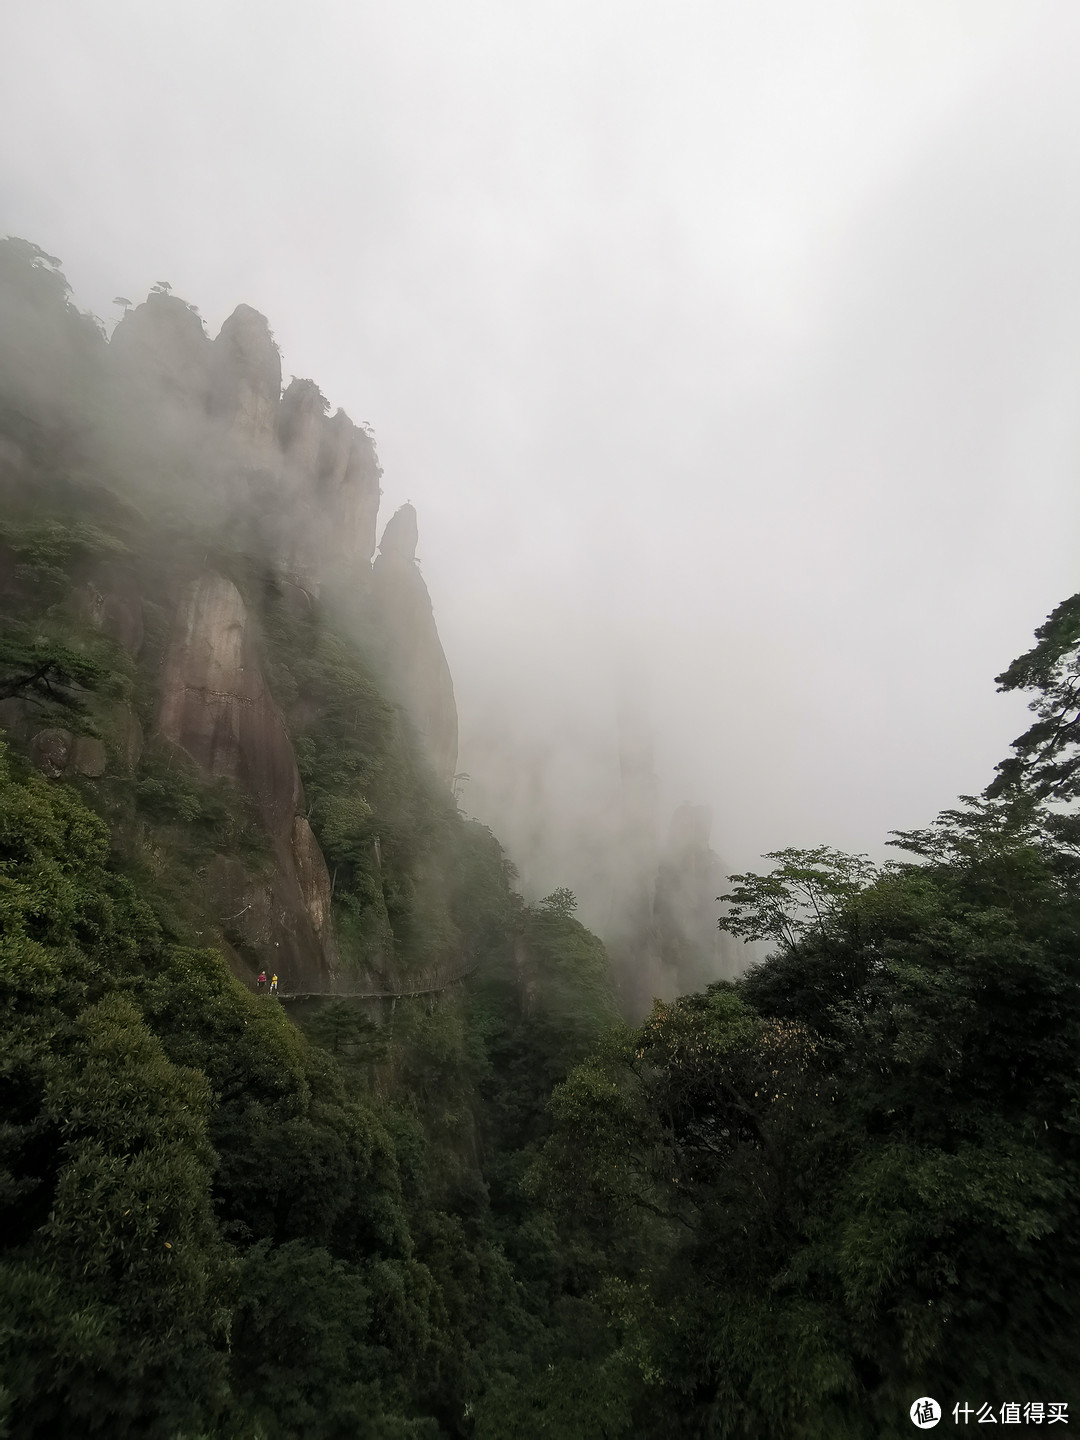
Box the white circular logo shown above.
[910,1398,941,1428]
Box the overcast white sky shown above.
[3,1,1080,917]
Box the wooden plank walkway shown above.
[271,967,476,1002]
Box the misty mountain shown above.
[0,236,727,1010]
[2,235,1078,1437]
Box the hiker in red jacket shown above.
[257,970,267,991]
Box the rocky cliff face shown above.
[157,571,337,987]
[317,407,381,579]
[0,240,461,993]
[0,239,105,434]
[103,278,454,779]
[371,504,459,783]
[108,291,384,600]
[157,572,302,834]
[274,381,382,593]
[208,302,282,464]
[110,290,212,408]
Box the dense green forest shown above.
[2,239,1079,1436]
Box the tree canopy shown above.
[987,591,1080,800]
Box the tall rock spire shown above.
[371,504,458,784]
[653,804,731,993]
[208,303,281,463]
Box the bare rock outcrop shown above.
[157,572,301,835]
[278,378,327,494]
[208,304,281,462]
[2,246,463,991]
[110,290,211,409]
[371,504,458,784]
[291,815,339,976]
[30,728,73,777]
[316,408,382,575]
[157,571,336,988]
[270,381,384,592]
[69,735,106,777]
[276,379,331,590]
[206,849,338,989]
[378,499,419,561]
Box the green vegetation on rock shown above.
[2,235,1078,1436]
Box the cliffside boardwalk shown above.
[272,966,477,1002]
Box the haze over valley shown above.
[3,5,1080,1434]
[6,2,1080,965]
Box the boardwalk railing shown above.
[272,967,477,1002]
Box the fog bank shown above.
[3,1,1080,989]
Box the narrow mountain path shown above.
[272,966,476,1002]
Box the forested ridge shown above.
[2,238,1079,1436]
